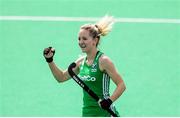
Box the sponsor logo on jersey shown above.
[80,75,96,81]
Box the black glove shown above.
[98,98,113,110]
[43,47,55,63]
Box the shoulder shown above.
[71,55,85,74]
[99,54,114,72]
[75,55,85,67]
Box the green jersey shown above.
[79,51,119,117]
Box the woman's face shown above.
[78,29,97,53]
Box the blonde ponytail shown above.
[80,15,114,46]
[95,15,114,36]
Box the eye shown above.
[82,37,87,40]
[78,37,80,41]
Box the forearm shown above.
[110,81,126,102]
[48,62,68,82]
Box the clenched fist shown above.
[98,98,113,110]
[43,47,55,63]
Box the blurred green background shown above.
[0,0,180,116]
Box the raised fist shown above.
[43,47,55,63]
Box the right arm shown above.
[48,58,83,83]
[43,46,83,83]
[48,62,70,83]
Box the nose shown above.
[78,38,83,44]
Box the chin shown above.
[80,48,86,52]
[81,50,86,53]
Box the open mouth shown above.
[79,44,86,49]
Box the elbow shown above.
[56,79,63,83]
[123,83,126,92]
[53,75,64,83]
[122,81,126,92]
[118,81,126,92]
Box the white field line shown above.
[0,16,180,24]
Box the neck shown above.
[86,48,98,62]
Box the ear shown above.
[94,37,99,43]
[92,38,98,46]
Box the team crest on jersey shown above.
[91,63,97,72]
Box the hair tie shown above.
[94,24,102,36]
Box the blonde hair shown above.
[96,15,114,36]
[80,15,114,46]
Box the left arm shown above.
[99,55,126,102]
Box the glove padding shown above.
[98,98,113,110]
[43,47,55,63]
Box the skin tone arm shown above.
[99,55,126,102]
[48,62,70,82]
[48,57,83,83]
